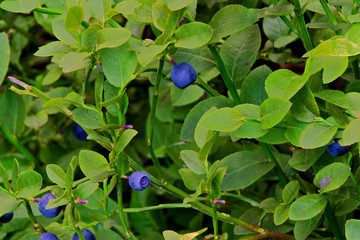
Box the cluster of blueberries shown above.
[0,170,150,239]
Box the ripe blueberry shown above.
[73,123,88,141]
[0,212,13,223]
[72,229,96,240]
[129,171,150,191]
[326,140,351,157]
[38,193,61,218]
[40,232,59,240]
[170,62,197,89]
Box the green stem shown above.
[319,0,342,35]
[207,44,241,105]
[117,180,131,239]
[211,196,218,239]
[279,16,302,39]
[291,0,313,51]
[352,0,360,14]
[82,64,94,100]
[123,203,191,213]
[324,203,344,240]
[148,58,165,182]
[33,8,89,28]
[128,157,294,239]
[222,193,260,207]
[24,200,46,233]
[103,178,109,218]
[110,226,127,239]
[108,18,121,28]
[69,202,86,240]
[260,143,288,187]
[0,123,50,184]
[196,78,221,97]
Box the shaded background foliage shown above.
[1,0,360,240]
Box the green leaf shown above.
[178,168,205,191]
[170,85,204,107]
[77,181,99,199]
[219,151,275,191]
[285,118,307,147]
[34,41,69,57]
[303,38,360,57]
[240,65,271,105]
[314,90,349,109]
[79,150,109,180]
[289,194,327,220]
[16,170,42,198]
[231,104,268,139]
[155,8,185,44]
[345,22,360,46]
[260,98,292,129]
[199,107,243,132]
[97,28,132,50]
[59,52,90,73]
[0,33,10,86]
[174,22,212,49]
[180,150,206,175]
[24,111,48,129]
[290,86,320,123]
[263,16,289,42]
[114,129,138,155]
[0,164,9,190]
[342,119,360,145]
[137,44,169,66]
[46,164,66,187]
[0,90,25,137]
[152,3,170,32]
[294,211,323,240]
[299,123,337,149]
[313,162,351,193]
[52,18,78,47]
[194,108,216,148]
[0,192,22,217]
[72,107,104,129]
[282,181,300,204]
[88,0,110,23]
[274,204,289,225]
[209,4,258,43]
[101,45,137,88]
[260,197,278,213]
[306,55,348,84]
[114,1,141,15]
[163,230,180,240]
[43,64,62,86]
[199,132,218,162]
[345,219,360,240]
[1,0,41,13]
[65,6,84,32]
[181,96,234,141]
[12,159,19,192]
[265,0,294,16]
[220,25,261,83]
[347,92,360,116]
[289,148,325,171]
[265,70,310,100]
[257,127,288,144]
[167,0,193,10]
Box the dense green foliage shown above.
[1,0,360,239]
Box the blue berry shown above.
[40,232,59,240]
[38,193,61,218]
[129,171,150,191]
[170,62,197,89]
[326,140,351,157]
[72,229,96,240]
[0,212,13,223]
[73,123,88,141]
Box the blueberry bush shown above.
[1,0,360,239]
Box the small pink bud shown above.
[169,58,176,66]
[125,176,130,180]
[120,125,133,130]
[75,199,88,204]
[33,198,39,203]
[214,199,225,204]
